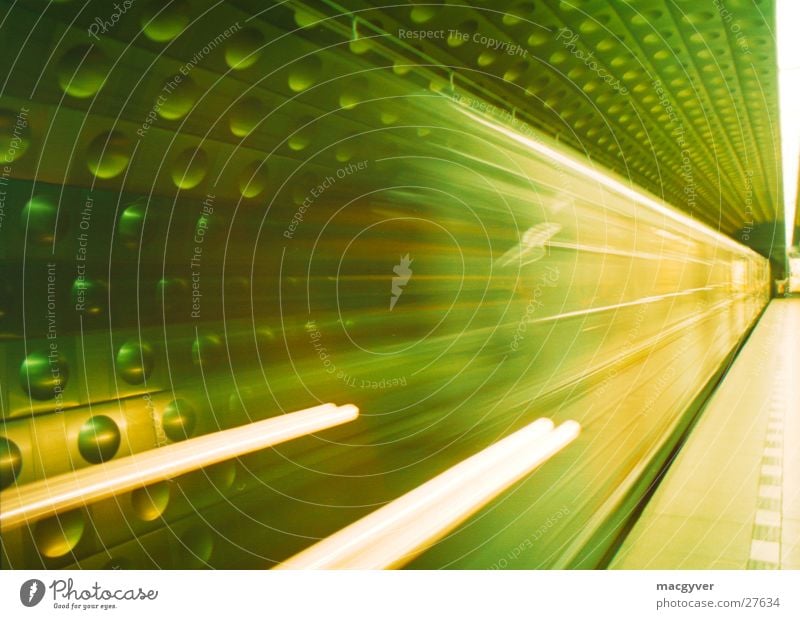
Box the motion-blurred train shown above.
[1,1,768,569]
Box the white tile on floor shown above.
[749,539,780,564]
[761,464,782,477]
[758,485,781,499]
[754,509,781,527]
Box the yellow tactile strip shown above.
[748,363,787,568]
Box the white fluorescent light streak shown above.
[0,403,359,531]
[778,0,800,250]
[462,109,758,256]
[276,418,580,569]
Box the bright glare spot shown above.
[789,257,800,292]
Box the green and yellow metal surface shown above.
[0,0,781,569]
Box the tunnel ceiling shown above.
[283,0,781,242]
[0,0,783,244]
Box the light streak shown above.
[277,418,579,569]
[0,403,359,531]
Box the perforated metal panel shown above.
[289,0,781,241]
[0,0,778,570]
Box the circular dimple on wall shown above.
[71,277,107,317]
[335,140,360,163]
[448,20,477,47]
[20,195,63,245]
[157,277,188,312]
[287,56,322,92]
[393,58,412,76]
[350,29,377,55]
[379,108,400,125]
[527,31,549,47]
[225,27,264,69]
[294,6,317,28]
[157,76,200,120]
[410,0,443,24]
[86,131,131,179]
[226,387,249,419]
[116,340,155,385]
[192,333,223,368]
[117,201,150,249]
[34,510,85,558]
[477,50,497,67]
[682,11,715,26]
[255,326,277,359]
[339,76,369,110]
[162,399,197,442]
[77,415,121,464]
[287,115,314,151]
[290,170,317,205]
[56,44,108,98]
[578,18,603,34]
[171,147,208,189]
[140,0,190,42]
[597,37,617,52]
[20,351,69,401]
[503,2,536,26]
[238,161,268,198]
[179,525,214,566]
[0,436,22,489]
[207,460,237,492]
[130,482,170,521]
[229,96,265,137]
[504,60,530,83]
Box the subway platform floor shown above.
[612,299,800,569]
